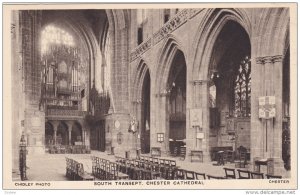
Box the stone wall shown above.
[129,7,290,169]
[20,10,45,155]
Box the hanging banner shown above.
[258,96,276,119]
[190,108,202,127]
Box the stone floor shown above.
[19,150,290,181]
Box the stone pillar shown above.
[66,121,73,146]
[52,121,59,145]
[11,10,24,174]
[271,55,285,175]
[160,94,169,156]
[252,55,285,175]
[188,80,210,162]
[104,113,132,157]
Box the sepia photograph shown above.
[2,2,297,191]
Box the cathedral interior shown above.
[9,7,291,181]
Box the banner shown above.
[259,96,276,119]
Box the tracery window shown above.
[41,25,80,101]
[41,25,74,55]
[234,56,251,117]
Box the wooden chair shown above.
[174,169,185,180]
[237,169,250,179]
[108,162,118,180]
[224,167,236,179]
[149,157,154,164]
[77,163,94,181]
[95,157,101,179]
[170,160,176,167]
[159,159,167,179]
[153,158,159,164]
[70,159,76,180]
[185,170,195,180]
[150,163,161,179]
[207,175,225,179]
[65,158,72,179]
[143,163,153,180]
[266,174,282,179]
[250,171,264,179]
[195,172,206,180]
[180,147,186,160]
[235,146,248,168]
[144,156,149,163]
[226,150,234,163]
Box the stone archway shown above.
[208,21,251,156]
[155,37,187,155]
[45,122,54,146]
[132,59,151,154]
[72,122,83,145]
[190,9,252,162]
[57,122,68,145]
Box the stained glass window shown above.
[41,25,74,55]
[234,56,251,117]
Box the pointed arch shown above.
[155,36,186,94]
[254,8,289,56]
[191,8,251,81]
[132,58,151,102]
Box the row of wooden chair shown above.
[65,157,94,180]
[119,156,209,180]
[91,156,129,180]
[115,157,161,180]
[50,145,91,154]
[174,169,206,180]
[137,155,177,179]
[223,168,282,179]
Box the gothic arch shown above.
[132,59,151,102]
[254,8,289,56]
[155,36,186,94]
[191,8,251,81]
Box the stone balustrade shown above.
[130,9,203,62]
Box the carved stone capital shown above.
[256,55,283,64]
[191,80,209,85]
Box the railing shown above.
[46,109,86,117]
[130,8,203,62]
[46,97,81,110]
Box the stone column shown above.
[52,121,59,145]
[160,93,169,156]
[189,80,210,162]
[66,121,73,145]
[271,55,285,175]
[252,55,285,175]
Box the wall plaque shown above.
[31,117,41,127]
